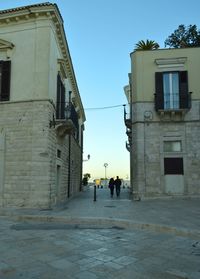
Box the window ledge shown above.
[157,109,189,120]
[158,108,188,114]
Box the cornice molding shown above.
[155,57,187,68]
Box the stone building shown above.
[0,3,85,208]
[124,47,200,199]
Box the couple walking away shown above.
[108,176,121,197]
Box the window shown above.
[155,71,190,111]
[56,74,65,119]
[57,149,61,158]
[163,72,179,109]
[0,61,11,101]
[164,141,182,152]
[164,158,184,175]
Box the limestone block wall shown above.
[53,135,82,205]
[0,100,83,208]
[0,100,52,207]
[70,138,82,195]
[185,122,200,194]
[131,100,200,198]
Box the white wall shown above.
[0,19,51,101]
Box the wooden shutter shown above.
[56,74,61,119]
[155,72,164,110]
[61,82,65,119]
[56,74,66,119]
[0,61,11,101]
[179,71,189,109]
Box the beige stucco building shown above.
[125,47,200,199]
[0,3,85,208]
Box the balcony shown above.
[55,102,79,137]
[124,106,131,129]
[155,92,192,116]
[126,141,130,152]
[126,128,131,141]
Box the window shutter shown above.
[56,74,66,119]
[179,71,189,109]
[61,82,65,119]
[56,74,61,119]
[155,72,164,110]
[0,61,11,101]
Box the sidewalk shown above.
[0,186,200,237]
[0,186,200,279]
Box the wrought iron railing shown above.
[155,92,191,111]
[56,101,79,131]
[124,105,131,128]
[163,92,179,109]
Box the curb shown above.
[3,214,200,239]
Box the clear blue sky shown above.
[1,0,200,180]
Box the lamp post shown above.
[83,154,90,162]
[104,163,108,179]
[104,163,108,187]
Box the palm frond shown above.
[135,39,160,50]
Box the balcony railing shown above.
[124,106,131,129]
[155,92,192,112]
[126,141,130,152]
[65,102,79,131]
[163,92,179,109]
[55,101,79,137]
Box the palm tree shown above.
[135,39,160,50]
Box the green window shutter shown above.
[179,71,189,109]
[56,74,61,119]
[56,74,66,119]
[0,61,11,101]
[155,72,164,110]
[61,82,65,119]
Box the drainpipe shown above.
[67,91,72,198]
[80,125,84,191]
[143,121,147,196]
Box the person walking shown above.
[114,176,121,197]
[108,178,115,197]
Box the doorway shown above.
[164,157,184,194]
[56,165,61,203]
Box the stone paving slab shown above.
[0,186,200,278]
[0,218,200,279]
[0,186,199,237]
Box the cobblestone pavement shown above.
[0,187,200,278]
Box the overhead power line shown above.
[85,104,127,111]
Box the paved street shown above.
[0,186,200,278]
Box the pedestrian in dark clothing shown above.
[108,178,115,197]
[114,176,121,197]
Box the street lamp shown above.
[83,154,90,162]
[104,163,108,181]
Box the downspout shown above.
[67,91,72,198]
[143,121,147,196]
[79,125,84,191]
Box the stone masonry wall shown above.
[0,100,83,208]
[70,137,82,196]
[131,100,200,199]
[0,100,52,207]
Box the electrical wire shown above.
[85,104,127,111]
